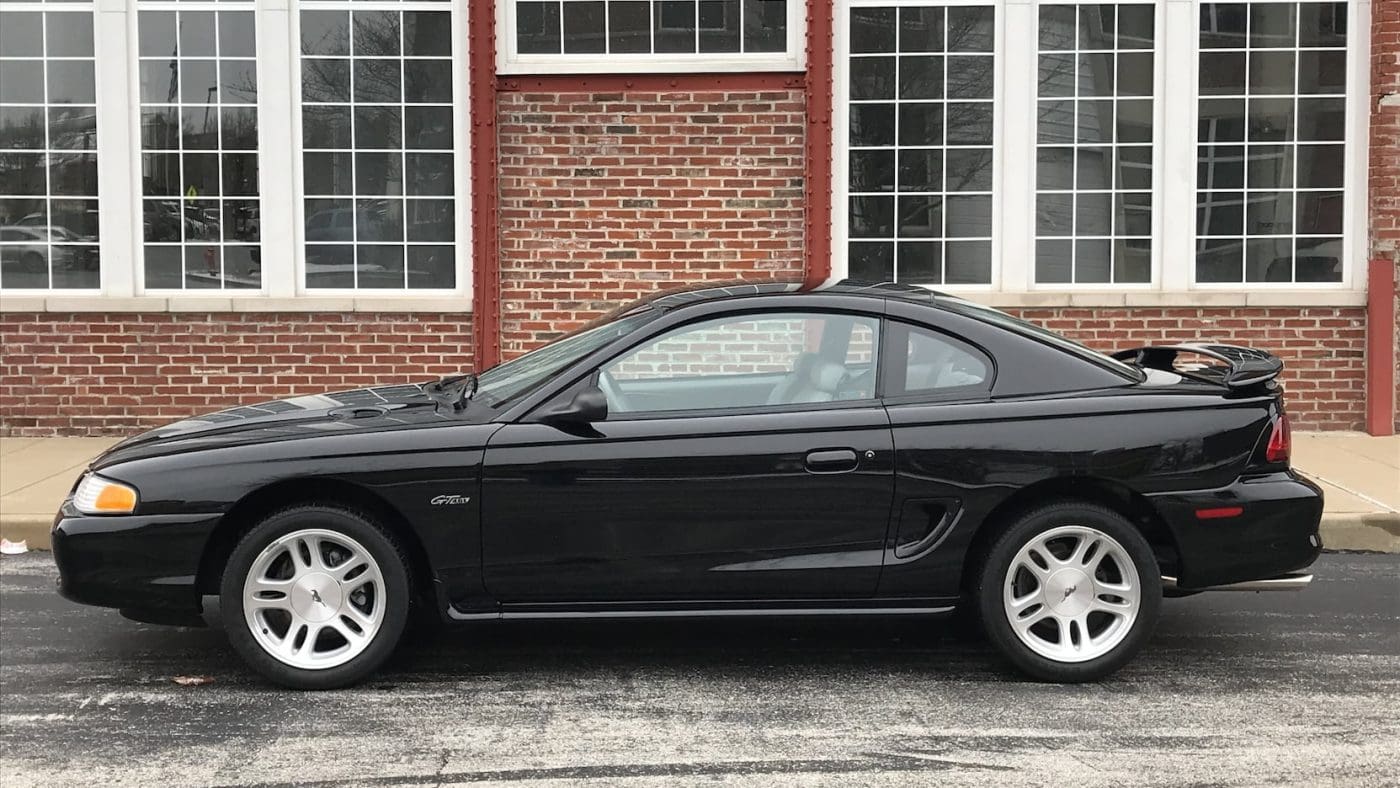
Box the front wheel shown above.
[220,506,411,689]
[976,502,1161,682]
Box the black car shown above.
[52,280,1323,689]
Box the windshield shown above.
[474,310,656,406]
[942,298,1144,381]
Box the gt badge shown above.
[430,495,471,506]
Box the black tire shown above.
[220,505,411,690]
[975,501,1161,682]
[21,251,45,273]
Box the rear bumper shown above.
[52,506,220,615]
[1148,471,1323,589]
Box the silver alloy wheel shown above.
[1002,525,1141,664]
[242,528,386,670]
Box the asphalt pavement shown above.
[2,552,1398,787]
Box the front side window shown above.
[0,2,99,289]
[602,312,880,414]
[846,4,996,286]
[138,4,261,290]
[1195,1,1347,284]
[505,0,797,71]
[300,1,458,290]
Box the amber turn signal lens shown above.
[93,483,138,512]
[72,474,139,515]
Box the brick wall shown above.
[1371,0,1400,431]
[0,313,472,436]
[497,89,806,355]
[1010,307,1368,431]
[0,305,1365,435]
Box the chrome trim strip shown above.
[448,606,955,621]
[1162,573,1314,592]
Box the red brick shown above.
[0,313,473,436]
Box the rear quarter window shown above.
[886,322,993,399]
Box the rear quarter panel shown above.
[881,389,1272,597]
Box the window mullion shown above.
[999,0,1035,293]
[1343,0,1369,291]
[95,0,137,297]
[1159,0,1196,292]
[258,0,298,297]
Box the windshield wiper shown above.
[424,373,477,411]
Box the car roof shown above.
[639,278,951,312]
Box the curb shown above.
[1319,512,1400,553]
[4,512,1399,555]
[0,516,55,551]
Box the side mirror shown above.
[540,385,608,425]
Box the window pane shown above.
[847,4,994,285]
[134,6,259,291]
[849,150,894,192]
[301,5,459,291]
[851,57,897,100]
[743,0,786,52]
[1195,2,1347,284]
[654,0,697,52]
[562,1,606,54]
[602,313,880,413]
[404,12,452,56]
[611,1,653,53]
[899,325,989,395]
[0,7,100,291]
[517,2,562,54]
[1035,3,1155,284]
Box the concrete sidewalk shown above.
[1,433,1396,552]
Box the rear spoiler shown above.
[1110,343,1284,390]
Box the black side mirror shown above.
[540,385,608,425]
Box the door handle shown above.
[805,449,859,474]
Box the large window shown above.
[1034,2,1155,285]
[835,0,1362,294]
[138,4,261,290]
[1,0,470,299]
[299,3,458,289]
[1195,1,1347,283]
[502,0,800,71]
[845,4,996,286]
[0,2,99,290]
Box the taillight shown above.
[1265,412,1291,464]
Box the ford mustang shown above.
[52,280,1323,688]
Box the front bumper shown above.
[52,506,221,615]
[1148,471,1324,589]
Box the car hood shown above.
[93,383,453,469]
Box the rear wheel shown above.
[976,502,1161,682]
[220,506,410,689]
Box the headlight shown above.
[72,474,139,515]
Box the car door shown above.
[875,319,1000,598]
[480,310,896,602]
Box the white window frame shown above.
[834,0,1005,293]
[1186,0,1364,292]
[830,0,1371,305]
[0,0,472,309]
[1024,0,1165,291]
[289,0,473,299]
[497,0,807,74]
[0,0,106,297]
[127,0,265,295]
